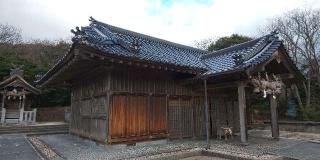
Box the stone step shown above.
[0,124,69,128]
[4,119,20,124]
[0,127,69,132]
[0,127,68,132]
[0,124,69,135]
[26,130,69,136]
[0,126,69,132]
[0,129,69,135]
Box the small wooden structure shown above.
[36,18,303,144]
[0,68,40,124]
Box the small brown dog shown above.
[222,127,233,140]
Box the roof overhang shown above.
[36,44,205,87]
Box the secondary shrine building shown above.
[1,68,39,124]
[36,17,303,144]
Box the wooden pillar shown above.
[204,79,210,149]
[19,95,25,123]
[33,108,37,123]
[1,93,5,123]
[238,82,248,145]
[191,96,195,138]
[270,96,279,139]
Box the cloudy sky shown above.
[1,0,320,45]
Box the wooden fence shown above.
[21,109,37,123]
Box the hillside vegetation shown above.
[0,24,70,107]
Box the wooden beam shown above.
[238,81,248,145]
[177,77,199,85]
[193,81,246,91]
[278,73,294,80]
[270,96,279,139]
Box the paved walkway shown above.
[0,134,42,160]
[248,129,320,160]
[270,141,320,160]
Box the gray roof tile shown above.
[36,18,292,84]
[200,33,282,76]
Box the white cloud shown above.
[0,0,319,45]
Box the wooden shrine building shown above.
[36,17,303,144]
[0,68,40,124]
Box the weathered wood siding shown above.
[193,96,206,138]
[70,66,241,143]
[149,96,167,134]
[168,97,193,138]
[109,68,193,96]
[107,68,194,142]
[70,66,196,143]
[208,91,240,137]
[70,75,110,143]
[109,95,167,143]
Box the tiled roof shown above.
[72,17,209,69]
[36,17,293,85]
[0,75,40,94]
[200,33,282,76]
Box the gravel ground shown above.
[34,130,320,160]
[28,136,61,160]
[2,129,318,159]
[37,134,207,160]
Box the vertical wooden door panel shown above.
[110,95,162,141]
[126,96,148,136]
[149,96,167,134]
[180,98,193,138]
[110,95,126,138]
[168,98,180,138]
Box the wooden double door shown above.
[109,95,167,143]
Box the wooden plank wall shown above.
[70,74,110,143]
[109,95,167,143]
[168,97,194,138]
[108,68,194,142]
[70,67,195,143]
[149,96,167,134]
[110,68,193,96]
[69,66,241,143]
[193,97,206,138]
[208,93,240,137]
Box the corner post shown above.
[238,81,248,145]
[1,93,5,123]
[204,79,210,149]
[270,96,279,139]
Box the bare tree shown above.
[0,23,22,44]
[193,37,214,50]
[266,8,320,108]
